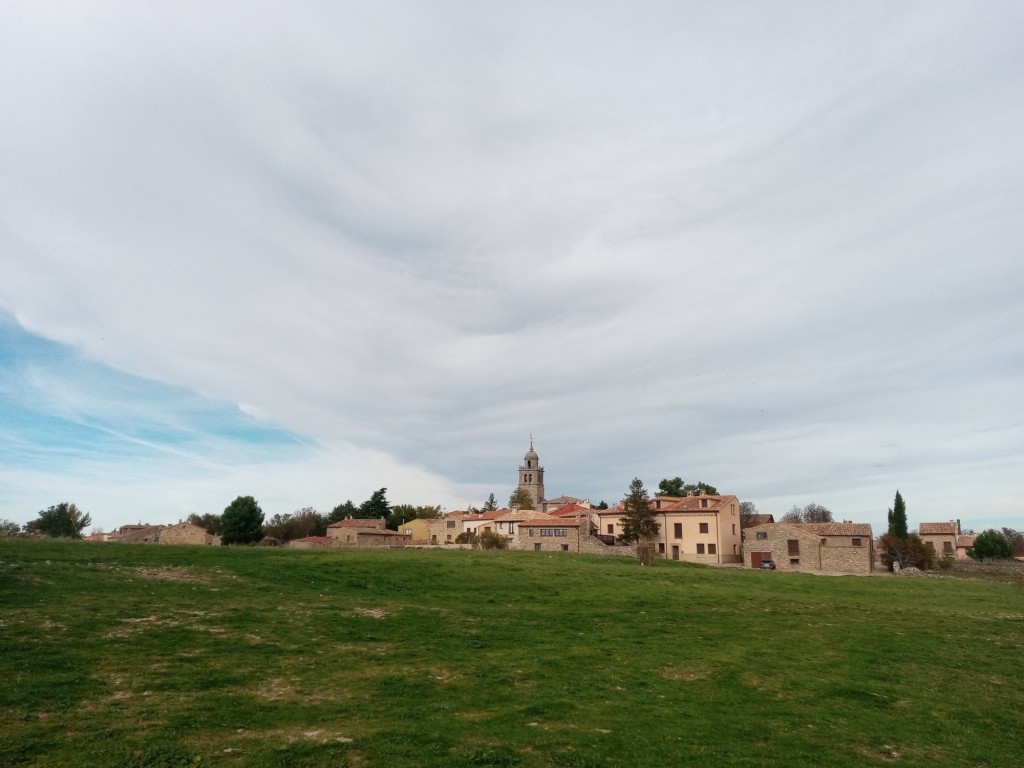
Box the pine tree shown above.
[620,478,660,565]
[221,496,264,545]
[482,493,499,512]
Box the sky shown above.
[2,2,1022,535]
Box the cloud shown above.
[1,3,1022,534]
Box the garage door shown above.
[750,551,771,569]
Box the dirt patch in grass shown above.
[662,666,713,681]
[353,607,389,619]
[129,566,207,584]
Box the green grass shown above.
[1,539,1022,767]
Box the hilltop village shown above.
[71,441,1005,575]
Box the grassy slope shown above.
[0,539,1022,768]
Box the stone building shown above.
[743,522,874,573]
[918,521,959,558]
[326,518,410,548]
[515,518,635,557]
[159,521,221,546]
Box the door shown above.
[751,551,771,569]
[671,545,679,561]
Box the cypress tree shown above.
[889,490,908,540]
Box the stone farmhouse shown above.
[918,521,975,560]
[743,522,874,573]
[326,518,410,548]
[90,522,220,546]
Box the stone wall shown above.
[744,524,872,573]
[160,523,219,546]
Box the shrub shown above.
[479,531,508,550]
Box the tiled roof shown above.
[327,518,386,529]
[919,522,957,535]
[518,518,583,527]
[551,503,591,517]
[956,535,976,547]
[477,509,509,520]
[796,522,873,537]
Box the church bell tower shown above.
[517,438,545,508]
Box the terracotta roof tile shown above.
[518,518,583,527]
[796,522,873,537]
[919,522,958,535]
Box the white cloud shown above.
[1,2,1022,535]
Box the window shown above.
[943,541,953,554]
[529,529,534,537]
[534,543,541,552]
[789,558,799,565]
[697,543,705,554]
[541,528,552,537]
[787,539,800,556]
[658,543,665,554]
[447,520,456,528]
[561,544,569,552]
[708,544,716,555]
[756,531,767,540]
[446,534,452,542]
[673,523,682,538]
[699,523,709,534]
[701,499,708,508]
[732,524,736,535]
[852,537,862,547]
[555,529,567,537]
[607,524,614,535]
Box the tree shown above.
[656,477,719,497]
[887,491,908,540]
[25,502,91,539]
[387,504,418,531]
[781,503,833,524]
[1000,527,1024,557]
[0,519,22,536]
[327,500,358,524]
[220,496,264,545]
[739,501,759,529]
[969,529,1014,560]
[359,488,390,520]
[263,507,326,542]
[620,478,660,566]
[508,487,534,510]
[482,493,499,512]
[187,512,223,536]
[880,533,934,571]
[596,500,609,510]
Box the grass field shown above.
[1,539,1022,768]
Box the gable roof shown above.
[742,514,775,528]
[957,535,976,548]
[919,522,958,535]
[795,522,873,537]
[745,522,873,539]
[327,518,386,529]
[597,495,739,515]
[550,503,592,518]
